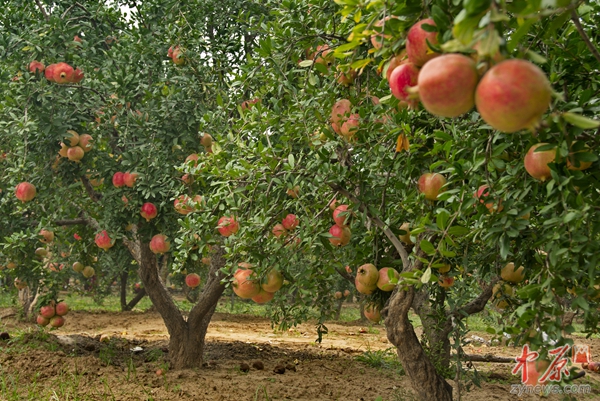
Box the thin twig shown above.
[60,85,107,102]
[571,10,600,64]
[34,0,49,21]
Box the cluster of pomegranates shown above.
[231,263,284,304]
[271,213,301,246]
[58,130,93,163]
[168,45,184,65]
[37,301,69,329]
[29,60,84,84]
[328,201,352,247]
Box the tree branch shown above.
[80,175,102,202]
[34,0,49,21]
[328,182,410,270]
[55,218,88,226]
[452,277,499,317]
[60,85,107,102]
[571,10,600,64]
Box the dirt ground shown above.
[0,306,599,401]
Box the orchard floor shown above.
[0,306,599,401]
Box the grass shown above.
[355,347,405,376]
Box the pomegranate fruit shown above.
[364,305,381,323]
[39,229,54,243]
[501,262,525,283]
[52,62,74,84]
[29,60,45,73]
[95,230,114,251]
[406,19,439,67]
[272,223,288,238]
[418,172,447,200]
[67,146,84,162]
[123,172,138,187]
[112,172,125,187]
[328,225,351,246]
[252,289,275,304]
[385,51,407,82]
[15,182,36,202]
[232,269,261,299]
[149,234,170,254]
[474,185,503,213]
[49,316,65,328]
[217,215,239,237]
[355,276,376,295]
[282,214,299,230]
[185,273,201,288]
[475,59,552,133]
[40,304,56,319]
[140,202,158,222]
[398,222,413,245]
[37,315,50,326]
[332,205,351,227]
[330,99,352,128]
[417,54,479,117]
[45,63,56,81]
[55,302,69,316]
[438,275,455,288]
[82,266,95,278]
[261,269,283,293]
[388,62,419,103]
[524,143,556,181]
[356,263,379,288]
[79,134,93,152]
[377,267,400,291]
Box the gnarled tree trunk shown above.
[385,288,454,401]
[124,237,226,369]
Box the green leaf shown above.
[421,267,432,284]
[464,0,492,16]
[298,60,314,68]
[288,154,295,169]
[507,18,535,53]
[562,112,600,129]
[436,210,450,230]
[420,239,436,255]
[447,226,470,236]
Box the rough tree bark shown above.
[119,272,147,312]
[331,183,498,401]
[123,235,226,369]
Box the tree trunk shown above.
[412,289,452,371]
[124,236,226,369]
[119,271,147,311]
[120,272,128,311]
[18,286,39,318]
[385,287,454,401]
